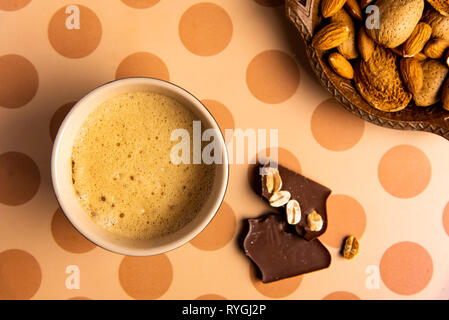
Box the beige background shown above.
[0,0,448,300]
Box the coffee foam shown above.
[71,91,215,240]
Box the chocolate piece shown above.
[260,163,331,240]
[244,214,331,283]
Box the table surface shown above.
[1,0,449,300]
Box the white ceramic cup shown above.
[51,78,229,256]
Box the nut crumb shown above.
[307,210,323,232]
[286,199,301,225]
[269,190,291,208]
[343,236,359,260]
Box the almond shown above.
[312,23,350,51]
[328,52,354,79]
[446,50,449,67]
[421,7,449,41]
[354,45,412,112]
[414,59,449,107]
[358,27,375,61]
[402,22,432,57]
[344,0,363,20]
[321,0,347,18]
[442,78,449,111]
[366,0,425,49]
[423,39,449,59]
[400,58,424,95]
[331,9,358,59]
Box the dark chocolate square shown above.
[244,214,331,283]
[260,163,331,240]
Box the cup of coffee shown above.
[52,78,229,256]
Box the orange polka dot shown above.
[196,294,227,300]
[119,255,173,299]
[50,101,76,142]
[51,208,96,254]
[249,263,302,298]
[378,145,431,199]
[380,241,433,295]
[246,50,300,104]
[0,249,41,300]
[311,99,365,151]
[0,0,31,11]
[201,99,235,136]
[443,202,449,237]
[0,152,40,206]
[319,194,366,249]
[179,3,233,56]
[48,5,102,59]
[323,291,360,300]
[0,55,38,109]
[254,0,285,6]
[190,202,236,251]
[115,52,169,81]
[121,0,159,9]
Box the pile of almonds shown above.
[312,0,449,112]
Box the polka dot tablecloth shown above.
[0,0,449,300]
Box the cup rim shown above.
[51,77,229,256]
